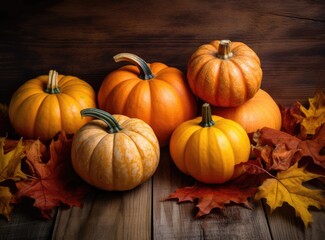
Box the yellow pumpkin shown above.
[71,108,160,191]
[9,70,96,140]
[169,103,250,184]
[211,89,282,133]
[187,39,262,107]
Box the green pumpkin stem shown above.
[217,40,233,60]
[45,70,61,94]
[81,108,122,133]
[113,53,155,80]
[199,103,215,127]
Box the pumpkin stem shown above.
[81,108,123,133]
[45,70,61,94]
[199,103,215,127]
[217,40,233,60]
[113,53,155,80]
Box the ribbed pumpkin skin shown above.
[9,74,96,140]
[98,62,197,146]
[211,89,282,133]
[71,114,160,191]
[169,113,250,184]
[187,40,262,107]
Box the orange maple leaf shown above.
[14,132,91,219]
[167,182,258,217]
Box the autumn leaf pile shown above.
[167,90,325,228]
[0,129,91,220]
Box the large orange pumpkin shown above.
[211,89,282,133]
[71,108,160,191]
[169,103,250,184]
[98,53,197,146]
[187,39,262,107]
[9,70,96,140]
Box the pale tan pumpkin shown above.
[71,108,160,191]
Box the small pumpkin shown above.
[169,103,250,184]
[187,39,262,107]
[97,53,197,146]
[211,89,282,133]
[71,108,160,191]
[8,70,96,140]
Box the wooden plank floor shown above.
[0,0,324,239]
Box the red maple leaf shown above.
[167,182,258,218]
[253,125,325,171]
[279,102,302,136]
[14,132,91,219]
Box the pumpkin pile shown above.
[187,39,282,134]
[5,39,283,191]
[169,39,282,184]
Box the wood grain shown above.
[0,0,324,105]
[52,180,152,240]
[153,149,272,240]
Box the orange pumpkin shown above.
[98,53,197,146]
[9,70,96,140]
[211,89,282,133]
[187,39,262,107]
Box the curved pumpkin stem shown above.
[113,53,155,80]
[199,103,215,127]
[45,70,61,94]
[217,40,233,60]
[81,108,122,133]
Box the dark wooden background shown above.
[0,0,324,239]
[1,0,324,105]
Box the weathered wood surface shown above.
[0,0,324,239]
[52,181,152,240]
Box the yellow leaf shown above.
[298,90,325,135]
[255,163,325,228]
[0,138,27,182]
[0,186,13,220]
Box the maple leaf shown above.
[255,163,325,228]
[0,138,27,182]
[279,102,302,136]
[14,132,91,219]
[0,186,13,220]
[297,90,325,135]
[167,182,258,218]
[252,126,325,171]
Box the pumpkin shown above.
[211,89,282,133]
[71,108,160,191]
[169,103,250,184]
[8,70,96,140]
[187,39,262,107]
[97,53,197,146]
